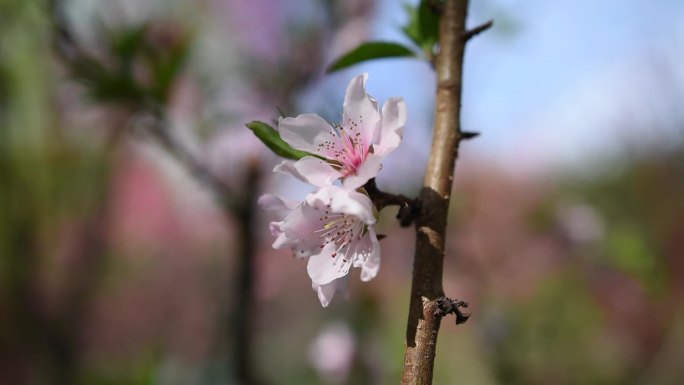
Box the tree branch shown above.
[401,1,470,384]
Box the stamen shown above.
[315,210,365,266]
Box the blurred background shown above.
[1,0,683,384]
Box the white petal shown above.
[258,194,299,211]
[307,242,353,285]
[307,186,375,224]
[358,227,381,282]
[269,221,284,237]
[273,157,342,187]
[375,97,406,156]
[313,280,337,307]
[279,205,324,252]
[268,219,296,251]
[342,74,381,151]
[341,154,383,190]
[272,231,295,250]
[278,114,340,158]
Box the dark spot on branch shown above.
[397,198,421,227]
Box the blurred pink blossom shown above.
[308,323,356,383]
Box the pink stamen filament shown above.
[316,120,368,177]
[315,212,365,266]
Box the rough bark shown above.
[401,1,469,384]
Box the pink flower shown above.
[259,186,380,306]
[308,323,356,383]
[275,73,406,190]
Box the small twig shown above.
[460,131,480,140]
[363,178,413,210]
[362,178,420,227]
[463,20,494,42]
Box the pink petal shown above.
[258,194,298,211]
[340,154,383,190]
[278,114,341,158]
[306,186,375,224]
[276,205,325,256]
[269,221,283,237]
[375,97,406,156]
[273,157,342,187]
[342,74,381,152]
[268,213,304,252]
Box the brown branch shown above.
[401,0,470,384]
[363,178,412,209]
[363,178,420,227]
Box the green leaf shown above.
[326,42,416,73]
[246,121,314,160]
[402,1,440,54]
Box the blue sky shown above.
[315,0,684,180]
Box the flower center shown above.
[338,132,365,173]
[315,205,364,263]
[317,118,368,177]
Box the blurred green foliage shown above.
[402,0,441,57]
[325,0,439,73]
[488,272,622,385]
[0,1,115,384]
[564,152,684,294]
[62,19,190,110]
